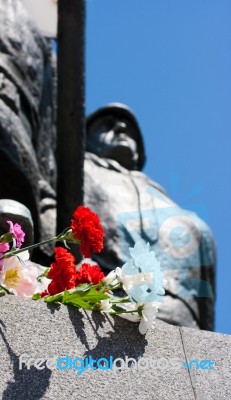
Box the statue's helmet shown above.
[86,103,146,171]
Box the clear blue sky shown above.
[86,0,231,334]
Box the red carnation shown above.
[71,206,104,258]
[46,247,77,295]
[75,263,105,286]
[48,247,75,280]
[40,290,49,298]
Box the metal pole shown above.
[56,0,85,241]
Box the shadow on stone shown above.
[84,315,147,363]
[46,303,60,315]
[0,321,51,400]
[68,307,91,351]
[67,307,147,369]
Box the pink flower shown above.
[0,243,10,272]
[0,252,38,297]
[0,242,10,255]
[7,221,25,248]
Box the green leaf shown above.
[62,290,72,302]
[64,299,94,310]
[44,292,64,303]
[32,293,41,300]
[0,232,14,243]
[81,287,109,302]
[60,286,109,309]
[111,304,129,313]
[38,285,109,311]
[73,283,92,292]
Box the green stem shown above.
[0,285,14,295]
[0,228,81,261]
[0,237,58,260]
[107,283,121,290]
[110,310,140,315]
[110,297,130,303]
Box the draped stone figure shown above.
[84,103,216,331]
[0,0,56,261]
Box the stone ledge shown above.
[0,296,230,400]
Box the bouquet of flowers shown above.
[0,205,165,334]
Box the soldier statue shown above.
[84,103,216,330]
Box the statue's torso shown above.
[84,152,216,330]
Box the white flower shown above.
[117,301,159,334]
[16,250,30,261]
[35,275,51,294]
[103,270,118,285]
[115,267,123,281]
[116,266,154,291]
[116,302,140,322]
[99,299,113,313]
[120,241,165,303]
[138,302,159,334]
[116,267,134,292]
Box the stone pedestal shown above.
[0,296,230,399]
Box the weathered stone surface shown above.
[180,326,231,399]
[0,296,230,400]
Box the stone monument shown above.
[0,3,230,400]
[0,1,216,332]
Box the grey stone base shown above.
[0,296,230,400]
